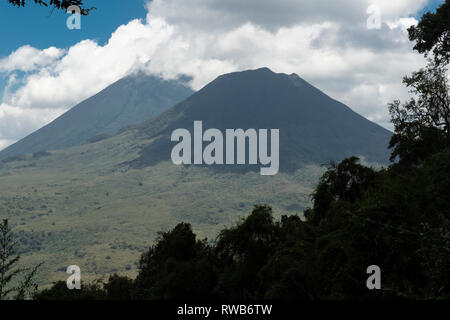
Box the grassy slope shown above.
[0,130,324,287]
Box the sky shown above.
[0,0,446,151]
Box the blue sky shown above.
[0,0,148,56]
[0,0,148,99]
[418,0,445,16]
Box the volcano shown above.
[129,67,392,172]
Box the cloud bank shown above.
[0,0,431,150]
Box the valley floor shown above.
[0,132,323,286]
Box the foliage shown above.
[308,157,377,225]
[7,0,95,15]
[388,60,450,166]
[2,154,27,163]
[32,151,51,159]
[408,0,450,63]
[33,156,450,300]
[0,219,42,300]
[34,280,105,300]
[134,223,218,300]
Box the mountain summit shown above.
[129,68,392,171]
[0,73,194,160]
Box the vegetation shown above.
[32,151,51,159]
[0,219,42,300]
[0,137,319,286]
[388,60,450,166]
[408,0,450,63]
[2,154,28,163]
[6,0,96,15]
[35,161,450,299]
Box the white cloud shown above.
[147,0,428,31]
[0,103,65,142]
[0,0,432,150]
[0,45,65,73]
[0,139,14,151]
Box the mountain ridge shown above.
[127,67,392,171]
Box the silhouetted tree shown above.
[0,219,42,300]
[135,223,217,300]
[388,60,450,166]
[215,205,277,299]
[408,0,450,63]
[307,157,377,225]
[7,0,95,15]
[34,280,106,300]
[104,274,134,300]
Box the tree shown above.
[408,0,450,63]
[104,274,134,300]
[215,205,277,299]
[307,157,377,224]
[34,274,135,300]
[388,60,450,166]
[135,223,217,300]
[7,0,95,15]
[0,219,42,300]
[34,280,106,300]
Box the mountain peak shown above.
[254,67,274,73]
[215,67,308,89]
[131,68,392,171]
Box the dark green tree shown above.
[388,60,450,166]
[34,280,106,300]
[408,0,450,63]
[307,157,377,225]
[7,0,95,15]
[104,274,134,300]
[135,223,217,300]
[0,219,42,300]
[215,205,277,299]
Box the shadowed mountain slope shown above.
[129,68,392,171]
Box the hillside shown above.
[0,133,323,285]
[130,68,392,171]
[0,73,193,161]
